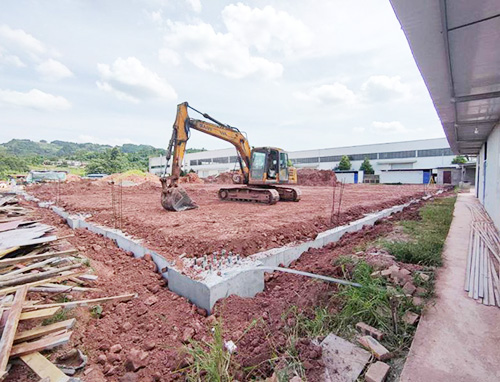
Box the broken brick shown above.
[365,361,390,382]
[356,322,385,341]
[357,336,391,361]
[402,311,419,325]
[402,281,416,295]
[125,348,148,371]
[110,344,122,353]
[144,295,159,306]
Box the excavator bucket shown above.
[161,186,198,212]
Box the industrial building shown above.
[149,137,459,183]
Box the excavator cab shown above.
[249,147,294,185]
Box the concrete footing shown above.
[23,191,421,313]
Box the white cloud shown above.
[0,48,25,67]
[0,89,71,111]
[36,59,73,81]
[294,83,357,105]
[96,57,177,103]
[158,47,180,66]
[221,3,312,55]
[185,0,201,13]
[352,127,366,134]
[163,21,283,79]
[0,25,46,59]
[371,121,408,134]
[77,134,134,146]
[361,75,411,102]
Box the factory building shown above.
[149,137,460,183]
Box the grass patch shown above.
[42,309,68,326]
[383,197,456,266]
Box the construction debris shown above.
[465,202,500,307]
[0,193,136,380]
[365,361,390,382]
[356,322,385,340]
[357,336,391,361]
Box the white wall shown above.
[477,123,500,230]
[336,172,355,184]
[380,171,424,184]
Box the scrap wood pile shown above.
[0,193,136,381]
[465,202,500,307]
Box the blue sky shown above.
[0,0,444,151]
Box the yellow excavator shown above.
[160,102,301,211]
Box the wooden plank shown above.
[15,319,75,343]
[24,293,137,310]
[0,271,86,296]
[0,263,82,287]
[9,332,72,358]
[20,307,61,321]
[0,285,28,378]
[0,258,57,280]
[20,352,69,382]
[0,247,20,259]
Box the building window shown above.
[292,157,319,164]
[190,160,199,166]
[212,157,229,164]
[229,156,239,163]
[379,150,416,159]
[417,148,453,157]
[349,153,378,161]
[199,158,212,165]
[319,155,342,162]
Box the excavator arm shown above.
[160,102,252,211]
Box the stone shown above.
[152,372,162,381]
[412,296,424,306]
[418,272,430,282]
[365,361,390,382]
[144,253,152,262]
[125,348,148,371]
[92,244,102,252]
[144,295,159,306]
[182,327,195,343]
[381,269,392,278]
[402,311,419,326]
[107,352,121,364]
[321,333,371,382]
[416,287,427,297]
[357,336,391,361]
[147,284,160,294]
[205,315,217,326]
[122,322,133,331]
[196,307,208,317]
[290,376,302,382]
[402,281,417,295]
[143,340,156,351]
[371,271,382,278]
[120,372,138,382]
[103,363,118,376]
[97,354,107,364]
[110,344,122,353]
[399,268,411,276]
[356,322,385,341]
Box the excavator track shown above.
[218,187,280,205]
[271,186,302,202]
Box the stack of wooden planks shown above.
[465,202,500,307]
[0,193,137,381]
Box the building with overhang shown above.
[390,0,500,229]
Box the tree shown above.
[452,155,467,164]
[359,157,374,174]
[337,155,351,171]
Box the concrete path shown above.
[400,192,500,382]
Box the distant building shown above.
[149,138,458,183]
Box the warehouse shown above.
[149,137,457,181]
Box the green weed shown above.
[42,309,68,326]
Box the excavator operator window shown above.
[250,151,266,180]
[268,150,279,179]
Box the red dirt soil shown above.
[28,182,435,267]
[297,168,337,186]
[7,197,428,382]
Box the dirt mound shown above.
[297,169,337,186]
[204,171,237,184]
[66,174,82,183]
[179,172,203,184]
[97,171,159,185]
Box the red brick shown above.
[356,322,385,340]
[357,336,391,360]
[365,361,390,382]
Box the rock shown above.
[381,269,392,278]
[196,307,208,317]
[205,315,217,326]
[92,244,102,252]
[152,372,162,381]
[144,295,159,306]
[97,354,107,365]
[413,296,424,306]
[416,287,427,297]
[402,311,419,325]
[110,344,122,353]
[402,281,416,295]
[103,363,118,376]
[144,253,152,262]
[365,361,390,382]
[147,284,160,294]
[107,352,121,364]
[418,272,430,282]
[182,327,195,343]
[290,377,303,382]
[143,340,156,351]
[371,271,382,278]
[122,322,133,331]
[125,348,149,371]
[120,372,138,382]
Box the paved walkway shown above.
[400,192,500,382]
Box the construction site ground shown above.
[28,181,435,266]
[6,184,447,382]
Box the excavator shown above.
[160,102,301,211]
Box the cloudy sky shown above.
[0,0,444,151]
